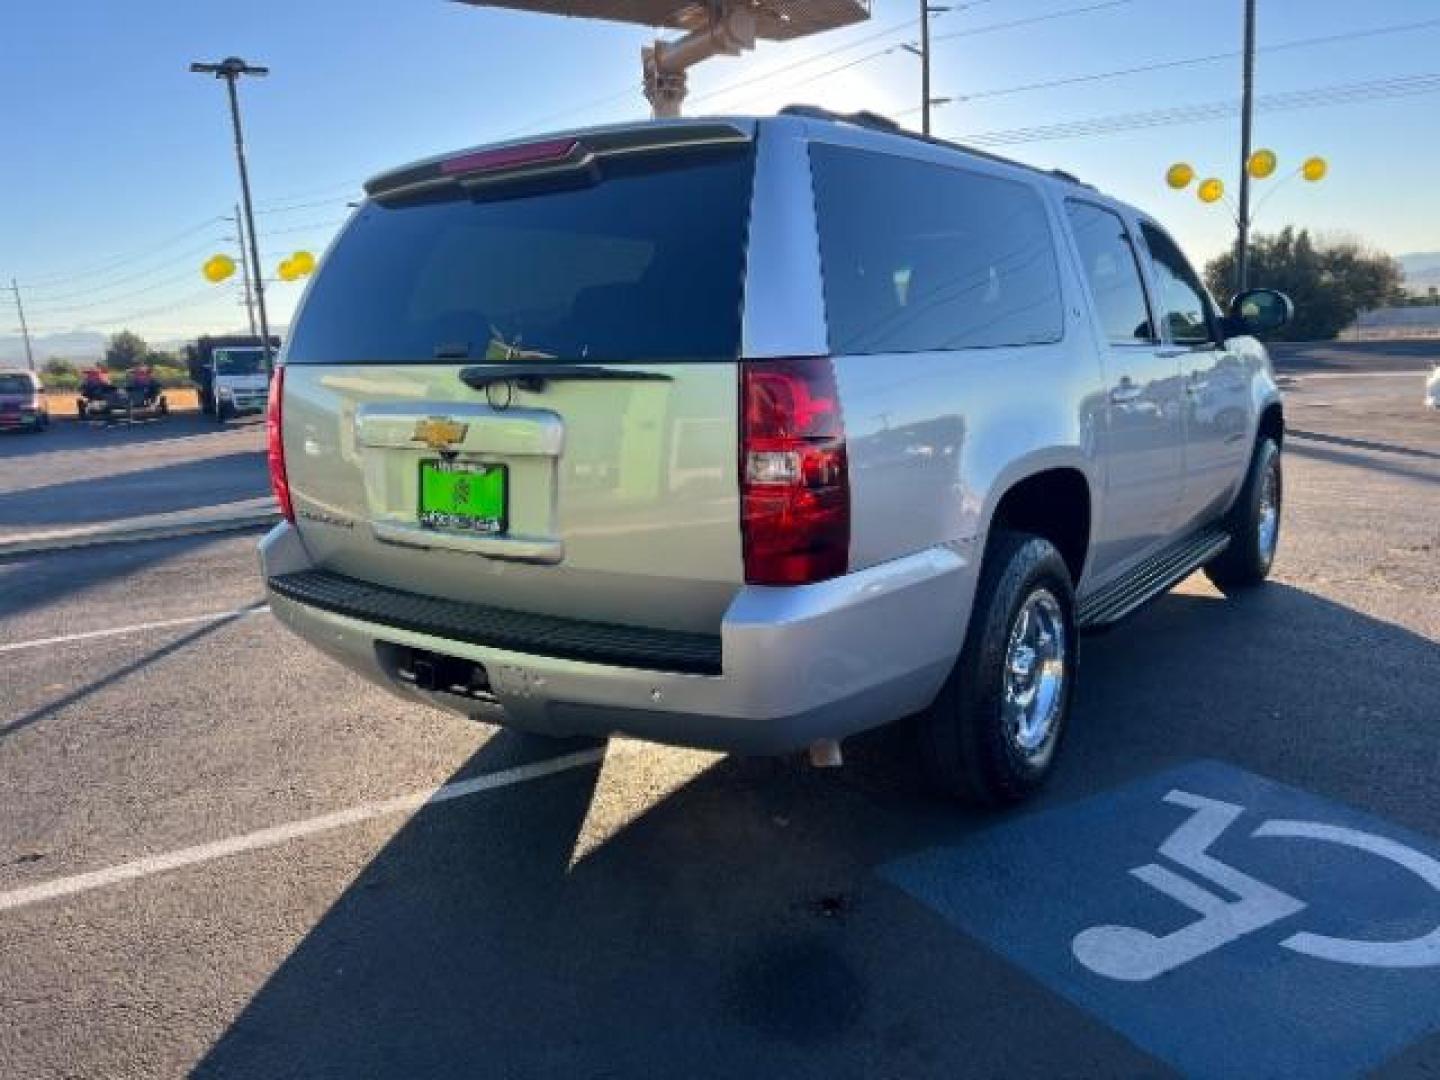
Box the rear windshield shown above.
[286,149,754,365]
[0,375,34,394]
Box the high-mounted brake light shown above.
[740,357,850,586]
[439,138,580,177]
[266,366,294,524]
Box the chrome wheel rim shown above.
[1257,458,1280,563]
[1002,588,1067,761]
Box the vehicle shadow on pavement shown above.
[191,582,1440,1080]
[1289,428,1440,463]
[0,414,259,460]
[0,451,268,529]
[1270,340,1438,372]
[0,531,255,625]
[1287,438,1440,486]
[0,602,267,739]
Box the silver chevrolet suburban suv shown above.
[259,108,1291,805]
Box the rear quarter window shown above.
[285,149,754,365]
[811,143,1063,355]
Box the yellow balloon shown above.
[1302,156,1328,182]
[202,254,236,284]
[1197,177,1225,204]
[1247,149,1277,179]
[1165,162,1195,190]
[290,250,316,276]
[277,258,299,282]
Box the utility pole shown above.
[921,0,933,136]
[1236,0,1256,292]
[231,203,259,338]
[10,279,35,373]
[190,57,273,367]
[901,5,949,136]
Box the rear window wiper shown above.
[459,364,673,393]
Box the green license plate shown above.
[418,461,507,534]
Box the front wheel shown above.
[1205,437,1281,591]
[919,532,1077,806]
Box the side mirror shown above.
[1223,288,1293,338]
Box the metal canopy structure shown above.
[454,0,870,117]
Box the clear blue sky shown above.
[2,0,1437,344]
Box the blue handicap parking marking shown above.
[880,760,1440,1079]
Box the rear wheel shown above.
[919,531,1077,806]
[1205,437,1281,590]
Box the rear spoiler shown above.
[364,121,752,203]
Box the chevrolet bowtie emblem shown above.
[413,417,468,450]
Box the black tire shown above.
[919,531,1077,806]
[1204,437,1281,591]
[216,401,233,423]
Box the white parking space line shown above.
[0,607,270,654]
[0,747,607,914]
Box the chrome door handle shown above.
[1186,380,1208,396]
[1111,385,1144,404]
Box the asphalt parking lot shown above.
[0,413,266,539]
[0,347,1436,1078]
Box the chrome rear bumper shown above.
[260,522,974,753]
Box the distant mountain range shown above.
[1399,252,1440,293]
[0,331,108,367]
[0,328,266,367]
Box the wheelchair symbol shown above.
[1073,790,1440,982]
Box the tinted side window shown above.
[1065,202,1155,344]
[811,144,1063,354]
[1139,223,1214,345]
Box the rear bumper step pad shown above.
[267,569,722,676]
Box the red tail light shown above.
[740,357,850,586]
[266,366,295,524]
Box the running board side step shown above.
[1077,527,1231,630]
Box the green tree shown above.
[40,357,80,390]
[103,330,149,372]
[1204,228,1404,340]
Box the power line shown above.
[18,236,230,304]
[23,265,218,316]
[930,0,1137,45]
[261,217,347,238]
[129,1,1124,217]
[951,71,1440,147]
[11,216,227,289]
[688,15,923,108]
[713,0,1140,110]
[255,178,362,207]
[893,13,1440,111]
[27,285,238,334]
[254,197,353,216]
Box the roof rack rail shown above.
[778,104,901,133]
[777,103,1089,188]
